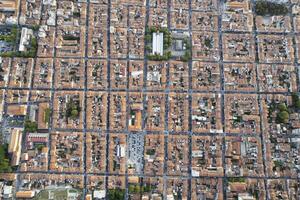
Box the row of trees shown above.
[255,1,288,16]
[0,144,12,172]
[291,93,300,110]
[128,184,152,193]
[146,51,171,61]
[108,189,125,200]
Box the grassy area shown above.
[52,190,68,199]
[0,26,19,43]
[0,144,12,172]
[35,190,49,200]
[108,189,125,200]
[0,26,38,58]
[34,188,80,200]
[43,108,51,124]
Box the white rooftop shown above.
[19,27,33,52]
[152,32,163,56]
[94,190,106,199]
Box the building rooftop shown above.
[1,0,300,198]
[152,32,163,56]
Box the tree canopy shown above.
[255,1,288,16]
[0,144,12,172]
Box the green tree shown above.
[0,144,12,172]
[204,38,212,48]
[274,160,285,171]
[146,149,155,155]
[66,99,81,119]
[0,27,19,43]
[24,120,38,132]
[295,100,300,110]
[277,110,289,124]
[108,189,125,200]
[291,93,300,110]
[144,34,152,42]
[255,1,288,16]
[70,109,79,119]
[36,144,45,151]
[278,103,288,112]
[228,177,246,183]
[181,51,191,62]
